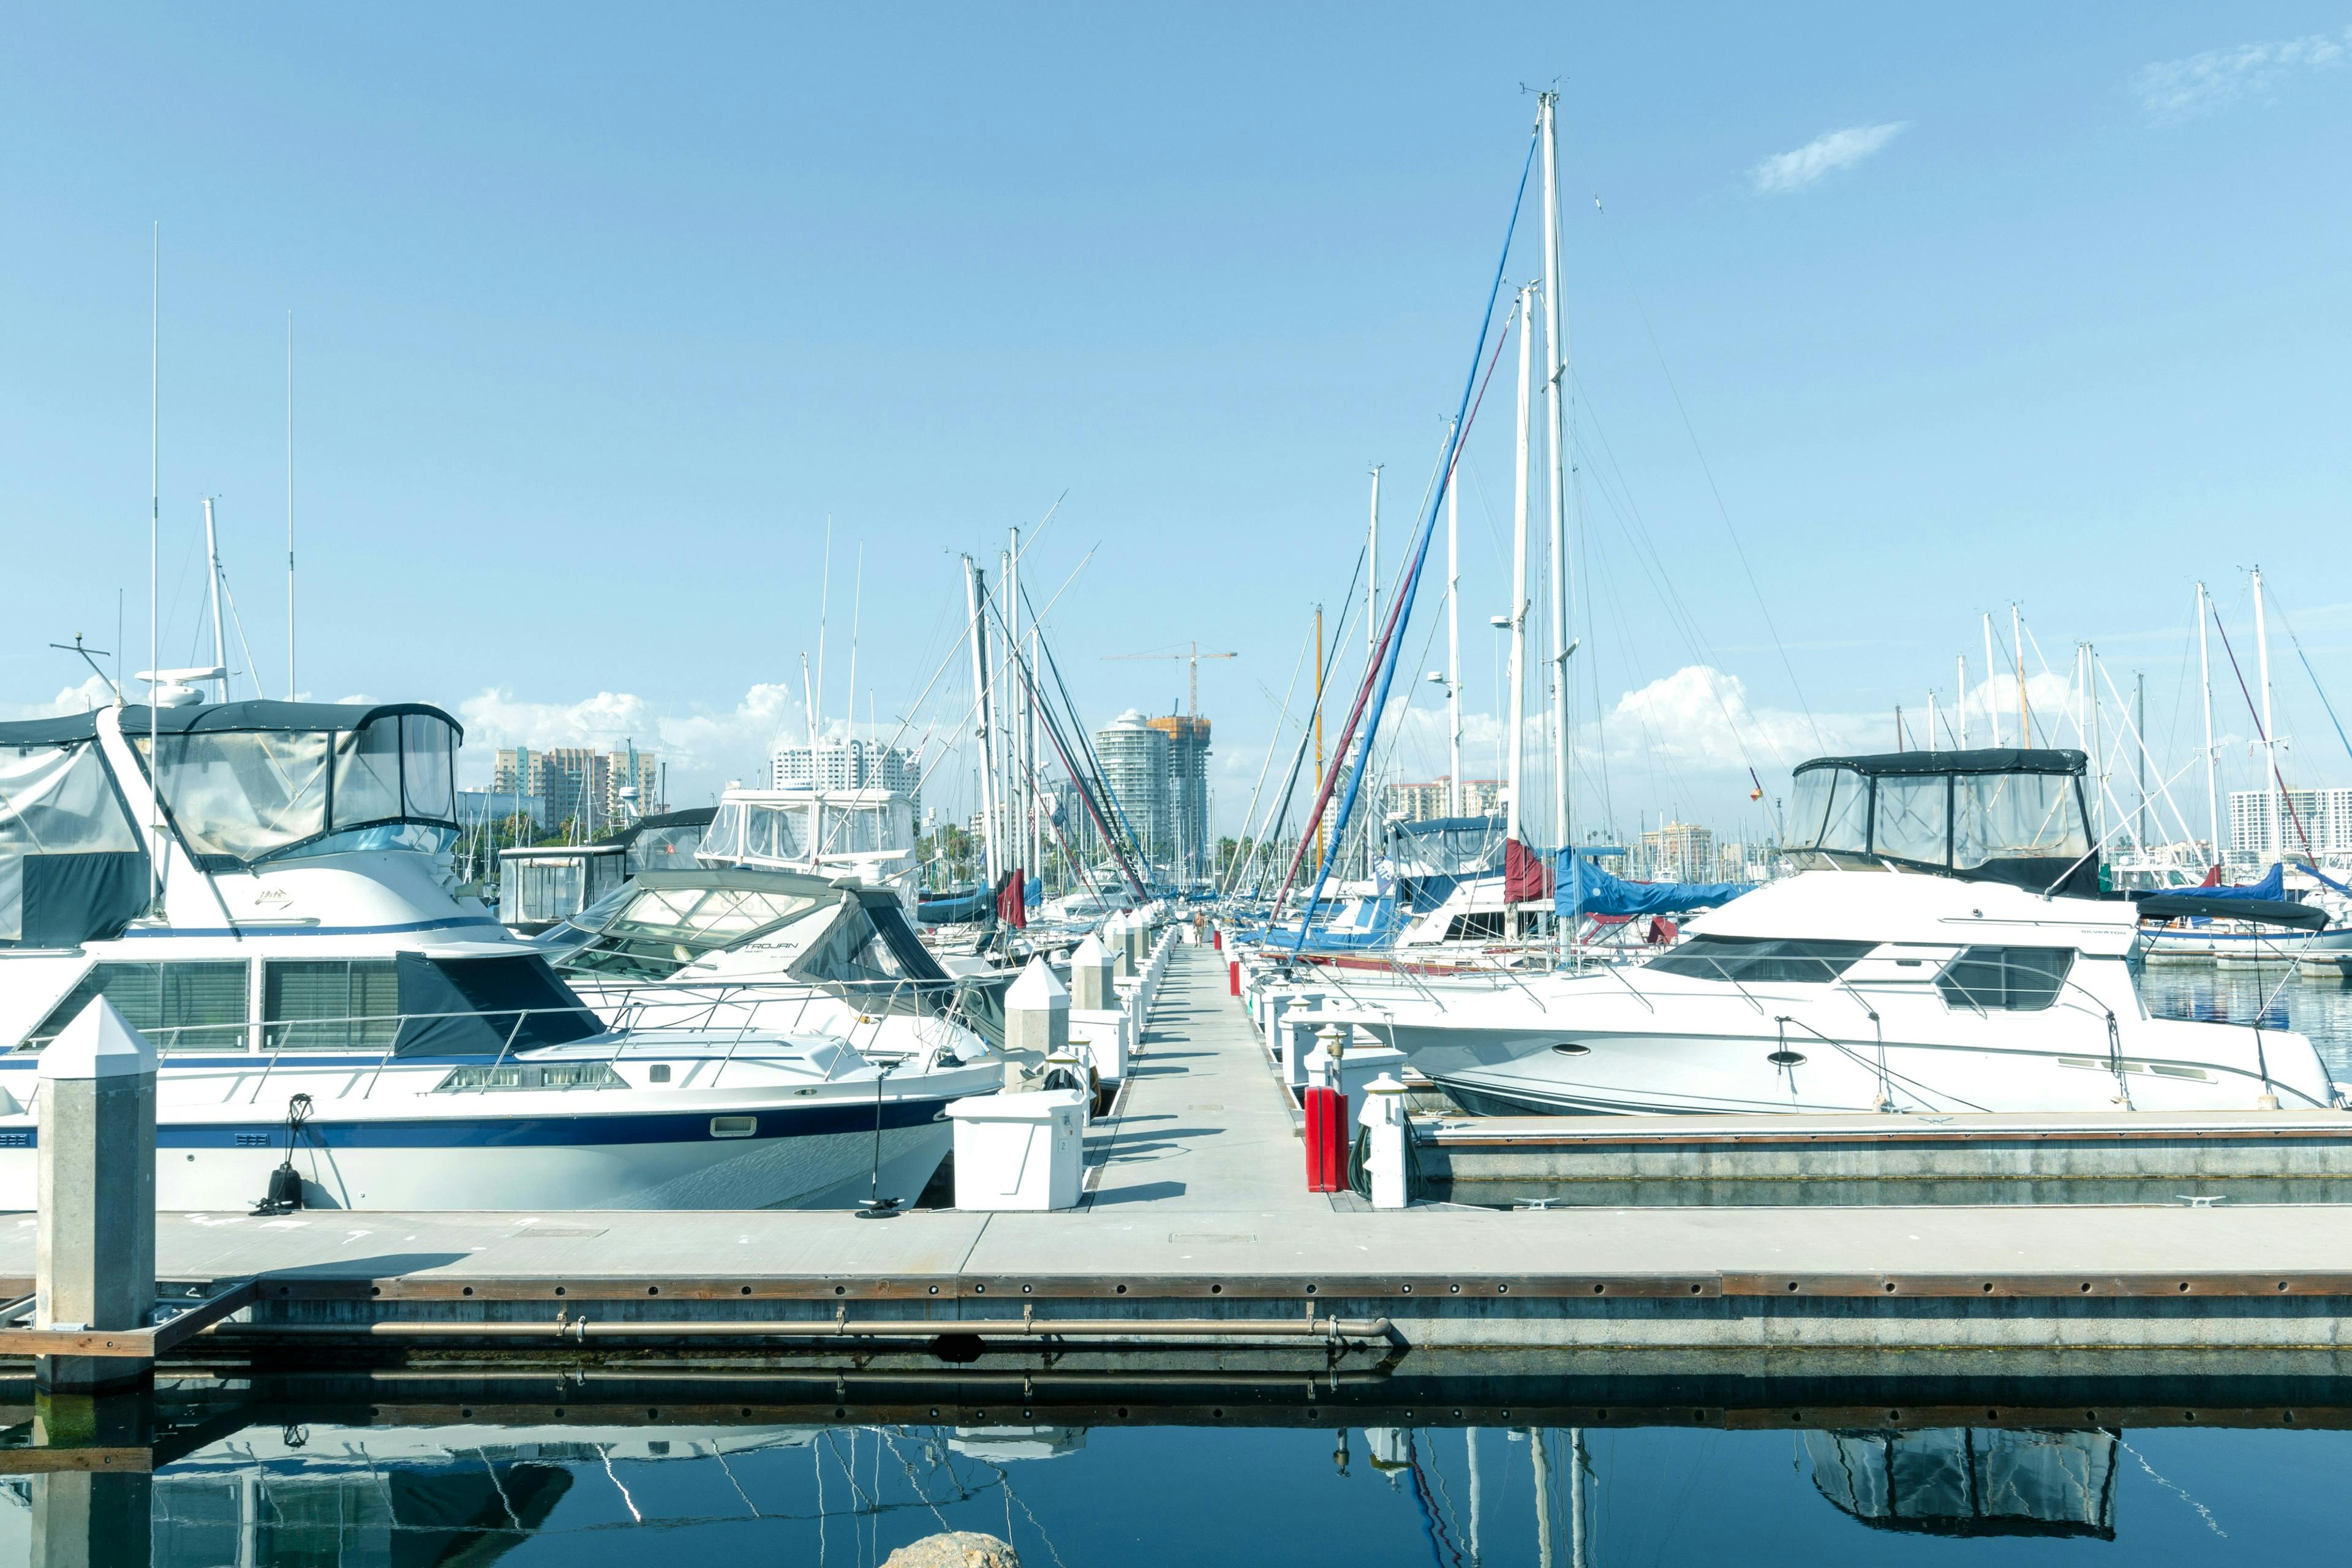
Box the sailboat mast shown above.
[1364,466,1381,880]
[1446,417,1463,816]
[815,518,832,741]
[1504,282,1535,855]
[1539,89,1572,858]
[2254,565,2281,865]
[962,557,1000,888]
[1956,653,1968,748]
[2196,581,2219,864]
[148,222,160,914]
[202,497,227,701]
[1981,614,2002,747]
[1313,604,1327,878]
[2011,601,2029,741]
[1008,526,1023,884]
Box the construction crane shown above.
[1103,641,1236,717]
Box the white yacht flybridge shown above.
[1340,749,2342,1117]
[0,700,997,1211]
[696,786,919,907]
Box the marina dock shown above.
[6,946,2352,1372]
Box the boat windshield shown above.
[556,883,832,981]
[699,793,914,867]
[132,709,461,867]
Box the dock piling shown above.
[1003,956,1070,1087]
[36,999,157,1394]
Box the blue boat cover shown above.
[917,886,991,924]
[2196,863,2351,901]
[1553,853,1754,918]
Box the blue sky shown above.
[6,5,2350,850]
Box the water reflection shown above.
[2142,967,2352,1072]
[0,1373,2340,1564]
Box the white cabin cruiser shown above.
[1346,750,2340,1117]
[0,701,998,1210]
[695,785,919,908]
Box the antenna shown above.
[148,222,160,914]
[814,516,833,741]
[846,540,864,739]
[286,310,295,699]
[48,637,119,704]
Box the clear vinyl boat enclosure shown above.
[1781,749,2097,897]
[0,701,464,949]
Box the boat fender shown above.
[252,1093,315,1216]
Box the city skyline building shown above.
[772,736,922,815]
[492,746,662,835]
[2228,786,2352,865]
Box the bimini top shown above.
[1784,748,2097,897]
[0,700,464,748]
[1793,748,2086,780]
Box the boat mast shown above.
[148,222,160,914]
[815,516,832,741]
[201,497,228,701]
[2011,601,2029,741]
[1446,417,1463,816]
[285,311,295,699]
[1313,603,1327,877]
[962,556,1000,888]
[1981,614,2002,747]
[1364,465,1381,880]
[1504,282,1535,862]
[1008,525,1023,885]
[1539,89,1571,861]
[1956,653,1968,748]
[2196,581,2220,866]
[2254,565,2281,866]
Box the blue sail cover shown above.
[2195,863,2351,901]
[917,886,990,924]
[1553,853,1754,919]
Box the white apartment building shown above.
[2228,786,2352,864]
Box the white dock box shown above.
[949,1090,1087,1212]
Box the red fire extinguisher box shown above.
[1303,1086,1348,1193]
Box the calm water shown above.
[2141,966,2352,1078]
[13,1395,2347,1564]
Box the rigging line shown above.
[1621,287,1822,750]
[1223,621,1315,896]
[2269,597,2352,771]
[1275,134,1536,925]
[2094,656,2201,851]
[1570,377,1769,776]
[214,562,265,704]
[2211,605,2316,864]
[1570,369,1768,762]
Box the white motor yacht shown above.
[0,700,998,1210]
[1339,750,2342,1117]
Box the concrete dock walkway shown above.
[1080,935,1321,1212]
[4,944,2352,1361]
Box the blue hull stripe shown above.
[0,1097,960,1152]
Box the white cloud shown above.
[2136,28,2350,122]
[455,682,803,797]
[0,675,117,723]
[1751,121,1909,195]
[1603,665,1863,772]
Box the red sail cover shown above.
[995,869,1029,929]
[1504,837,1553,902]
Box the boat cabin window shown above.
[264,959,402,1050]
[28,960,249,1051]
[0,739,146,948]
[557,884,829,981]
[1871,775,1950,866]
[1646,935,1879,984]
[1444,911,1509,941]
[1935,946,2074,1012]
